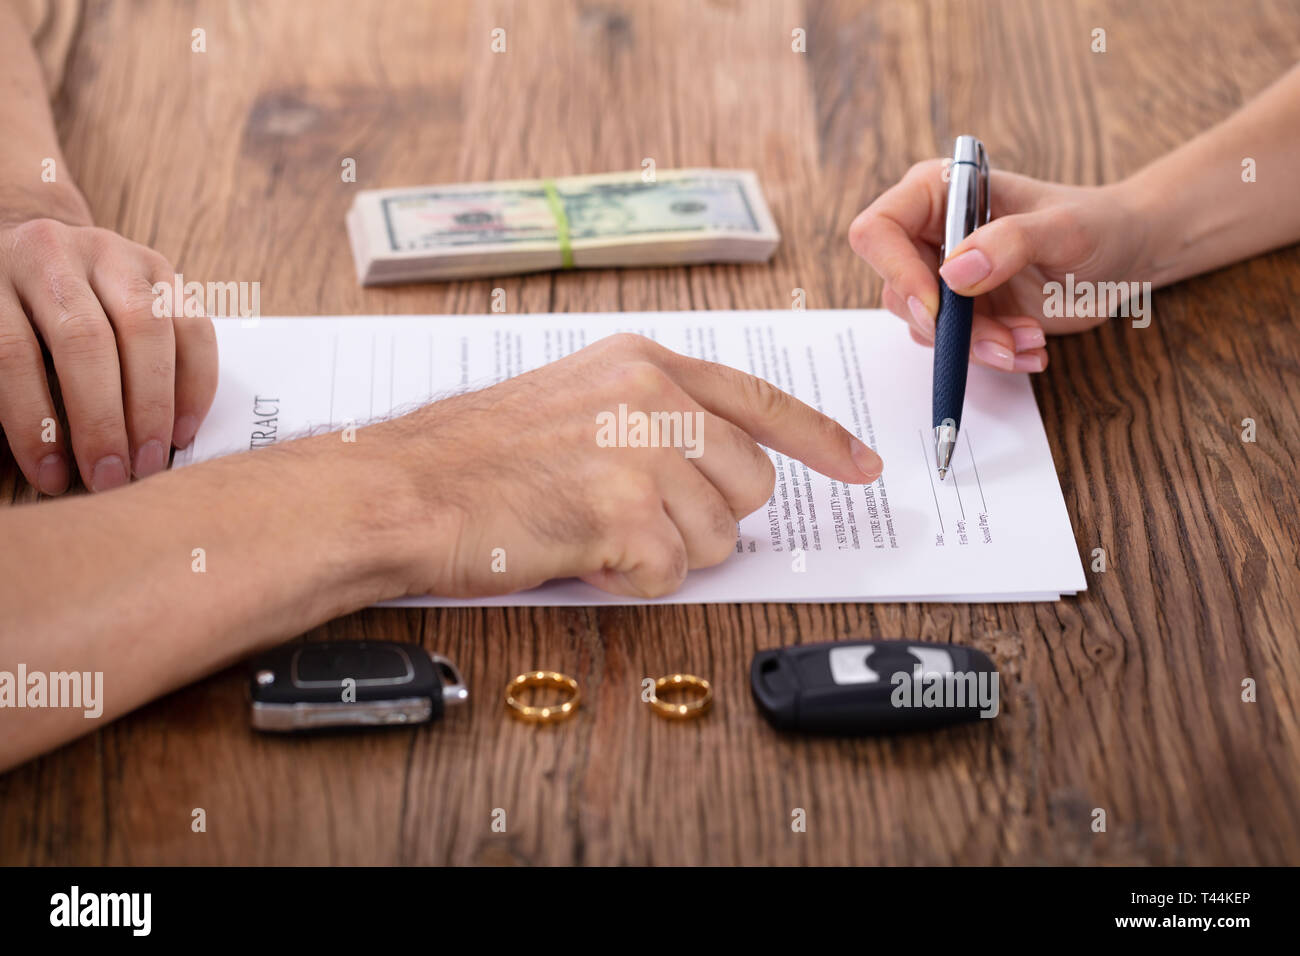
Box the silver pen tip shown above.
[933,423,958,481]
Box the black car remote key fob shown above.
[249,640,468,732]
[750,639,998,735]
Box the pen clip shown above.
[942,136,990,259]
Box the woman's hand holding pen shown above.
[852,65,1300,373]
[848,160,1152,373]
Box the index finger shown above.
[655,349,882,485]
[848,159,949,318]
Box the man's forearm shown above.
[1121,63,1300,288]
[0,429,441,771]
[0,0,92,225]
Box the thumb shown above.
[938,210,1071,297]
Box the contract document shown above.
[174,311,1087,605]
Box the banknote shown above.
[346,168,780,284]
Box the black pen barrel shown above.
[931,277,974,431]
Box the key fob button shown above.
[905,646,955,678]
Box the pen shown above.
[932,135,990,480]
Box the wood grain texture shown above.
[2,0,1299,865]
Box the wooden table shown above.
[2,0,1298,866]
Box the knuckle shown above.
[592,471,660,528]
[77,410,126,441]
[130,392,174,420]
[638,540,688,597]
[737,451,777,516]
[991,214,1040,265]
[138,248,176,280]
[997,220,1030,260]
[618,472,662,516]
[117,273,171,328]
[611,359,673,401]
[813,412,844,446]
[738,373,786,422]
[814,416,852,460]
[1050,204,1084,236]
[9,415,55,455]
[699,504,738,566]
[53,309,111,352]
[0,327,43,373]
[13,218,68,256]
[601,331,653,357]
[1050,207,1093,263]
[881,256,912,291]
[847,210,874,250]
[848,207,887,255]
[177,313,218,347]
[699,537,734,569]
[44,267,94,314]
[81,227,117,258]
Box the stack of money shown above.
[345,168,780,284]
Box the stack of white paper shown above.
[173,310,1086,605]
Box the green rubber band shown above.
[542,179,574,269]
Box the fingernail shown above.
[1013,353,1046,373]
[91,455,128,492]
[973,339,1016,371]
[36,453,69,496]
[939,249,992,291]
[133,439,167,479]
[850,438,883,481]
[907,295,935,334]
[1011,326,1046,351]
[173,415,198,448]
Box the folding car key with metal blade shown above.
[249,640,468,732]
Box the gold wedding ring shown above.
[648,673,712,719]
[505,671,581,723]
